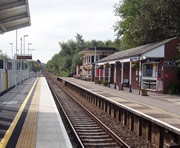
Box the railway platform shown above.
[0,77,72,148]
[62,78,180,118]
[59,77,180,147]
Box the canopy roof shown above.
[0,0,31,34]
[98,37,177,63]
[78,47,117,55]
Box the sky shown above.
[0,0,119,63]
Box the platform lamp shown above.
[23,35,28,55]
[9,43,13,59]
[29,48,35,55]
[28,43,32,55]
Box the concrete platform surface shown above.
[0,77,72,148]
[0,78,37,143]
[35,77,72,148]
[62,78,180,132]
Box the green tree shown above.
[0,49,9,59]
[45,34,120,76]
[114,0,180,47]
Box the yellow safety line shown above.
[0,78,39,148]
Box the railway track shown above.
[45,74,130,148]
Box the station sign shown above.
[17,55,32,60]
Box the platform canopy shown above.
[0,0,31,34]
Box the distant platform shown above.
[60,77,180,133]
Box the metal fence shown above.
[0,69,5,93]
[0,69,35,94]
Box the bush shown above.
[168,84,177,94]
[87,77,92,81]
[102,80,108,86]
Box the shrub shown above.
[168,84,177,94]
[102,80,108,86]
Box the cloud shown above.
[0,0,118,63]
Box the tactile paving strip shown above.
[15,79,41,148]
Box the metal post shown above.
[20,37,22,84]
[114,64,116,89]
[9,43,13,59]
[120,62,124,90]
[129,60,132,92]
[108,65,111,87]
[138,61,142,95]
[23,35,28,55]
[20,37,22,55]
[15,30,18,87]
[94,47,97,80]
[28,43,32,55]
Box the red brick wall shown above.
[116,64,121,86]
[124,63,129,80]
[110,64,114,83]
[132,67,139,89]
[163,39,180,93]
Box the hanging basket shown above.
[132,61,139,68]
[115,61,121,66]
[105,63,110,68]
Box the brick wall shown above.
[110,64,114,83]
[116,64,121,86]
[163,39,180,93]
[132,67,139,89]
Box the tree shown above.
[114,0,180,47]
[45,34,121,76]
[0,49,9,59]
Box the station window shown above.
[143,63,157,78]
[142,63,157,90]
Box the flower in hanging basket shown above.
[105,63,110,68]
[115,61,121,65]
[132,61,139,68]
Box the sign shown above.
[17,55,32,60]
[147,58,161,63]
[164,61,175,67]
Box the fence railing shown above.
[0,69,38,95]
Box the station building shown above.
[95,37,180,94]
[77,47,116,80]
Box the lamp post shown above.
[28,43,32,55]
[29,48,35,55]
[23,35,28,55]
[9,43,13,59]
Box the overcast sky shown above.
[0,0,119,63]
